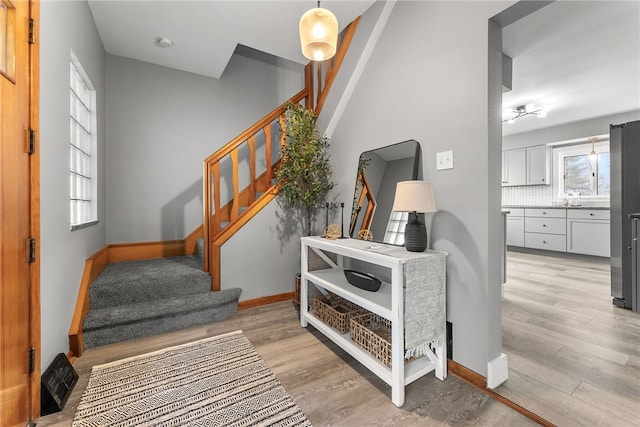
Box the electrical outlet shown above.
[436,150,453,170]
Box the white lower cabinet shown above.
[567,209,610,257]
[524,208,567,252]
[505,208,524,247]
[504,207,610,257]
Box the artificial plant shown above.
[276,102,334,236]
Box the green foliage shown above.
[276,103,335,236]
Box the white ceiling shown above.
[501,1,640,136]
[87,0,376,79]
[86,1,639,136]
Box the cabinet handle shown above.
[590,213,594,216]
[542,179,545,182]
[543,240,547,244]
[542,212,547,215]
[542,224,547,227]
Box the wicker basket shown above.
[312,294,366,334]
[350,312,392,367]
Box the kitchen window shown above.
[554,140,609,203]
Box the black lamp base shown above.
[404,212,427,252]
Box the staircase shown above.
[203,17,361,289]
[82,241,241,349]
[69,17,360,356]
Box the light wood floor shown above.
[497,250,640,427]
[37,301,536,426]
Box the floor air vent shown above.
[41,353,78,416]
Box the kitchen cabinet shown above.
[299,236,447,407]
[506,208,525,247]
[524,208,567,252]
[502,148,526,186]
[501,145,549,186]
[526,145,549,185]
[567,209,610,257]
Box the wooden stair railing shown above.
[203,17,361,291]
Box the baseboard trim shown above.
[447,359,555,427]
[108,240,186,263]
[238,292,294,310]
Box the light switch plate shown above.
[436,150,454,170]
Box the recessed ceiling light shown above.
[154,37,174,48]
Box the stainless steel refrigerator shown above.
[610,120,640,311]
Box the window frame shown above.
[552,139,610,205]
[69,51,98,230]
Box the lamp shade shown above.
[299,7,338,61]
[392,181,436,252]
[392,181,437,213]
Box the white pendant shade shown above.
[299,7,338,61]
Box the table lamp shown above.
[391,181,437,252]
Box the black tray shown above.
[344,269,381,292]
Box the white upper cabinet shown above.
[526,145,549,185]
[502,148,526,186]
[502,145,549,187]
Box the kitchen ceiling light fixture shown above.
[299,1,338,61]
[503,103,548,124]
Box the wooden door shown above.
[1,0,40,425]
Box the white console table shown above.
[300,236,447,407]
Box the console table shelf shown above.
[300,236,447,407]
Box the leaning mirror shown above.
[349,140,421,244]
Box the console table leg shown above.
[435,342,447,380]
[300,243,309,328]
[391,385,404,407]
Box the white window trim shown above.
[70,50,98,230]
[552,139,610,206]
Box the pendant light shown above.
[299,1,338,61]
[588,136,598,161]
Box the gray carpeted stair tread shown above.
[82,288,242,349]
[90,256,211,309]
[83,252,242,350]
[84,288,241,330]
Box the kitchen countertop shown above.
[502,205,610,210]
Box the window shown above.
[69,53,97,229]
[554,140,609,202]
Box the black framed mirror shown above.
[349,140,421,244]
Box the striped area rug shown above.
[72,330,311,426]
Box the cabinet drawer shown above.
[567,209,610,220]
[525,208,566,218]
[525,217,566,235]
[525,232,567,252]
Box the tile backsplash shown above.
[502,185,554,206]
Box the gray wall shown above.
[327,1,515,376]
[40,0,107,368]
[39,1,305,366]
[503,110,640,150]
[105,54,302,243]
